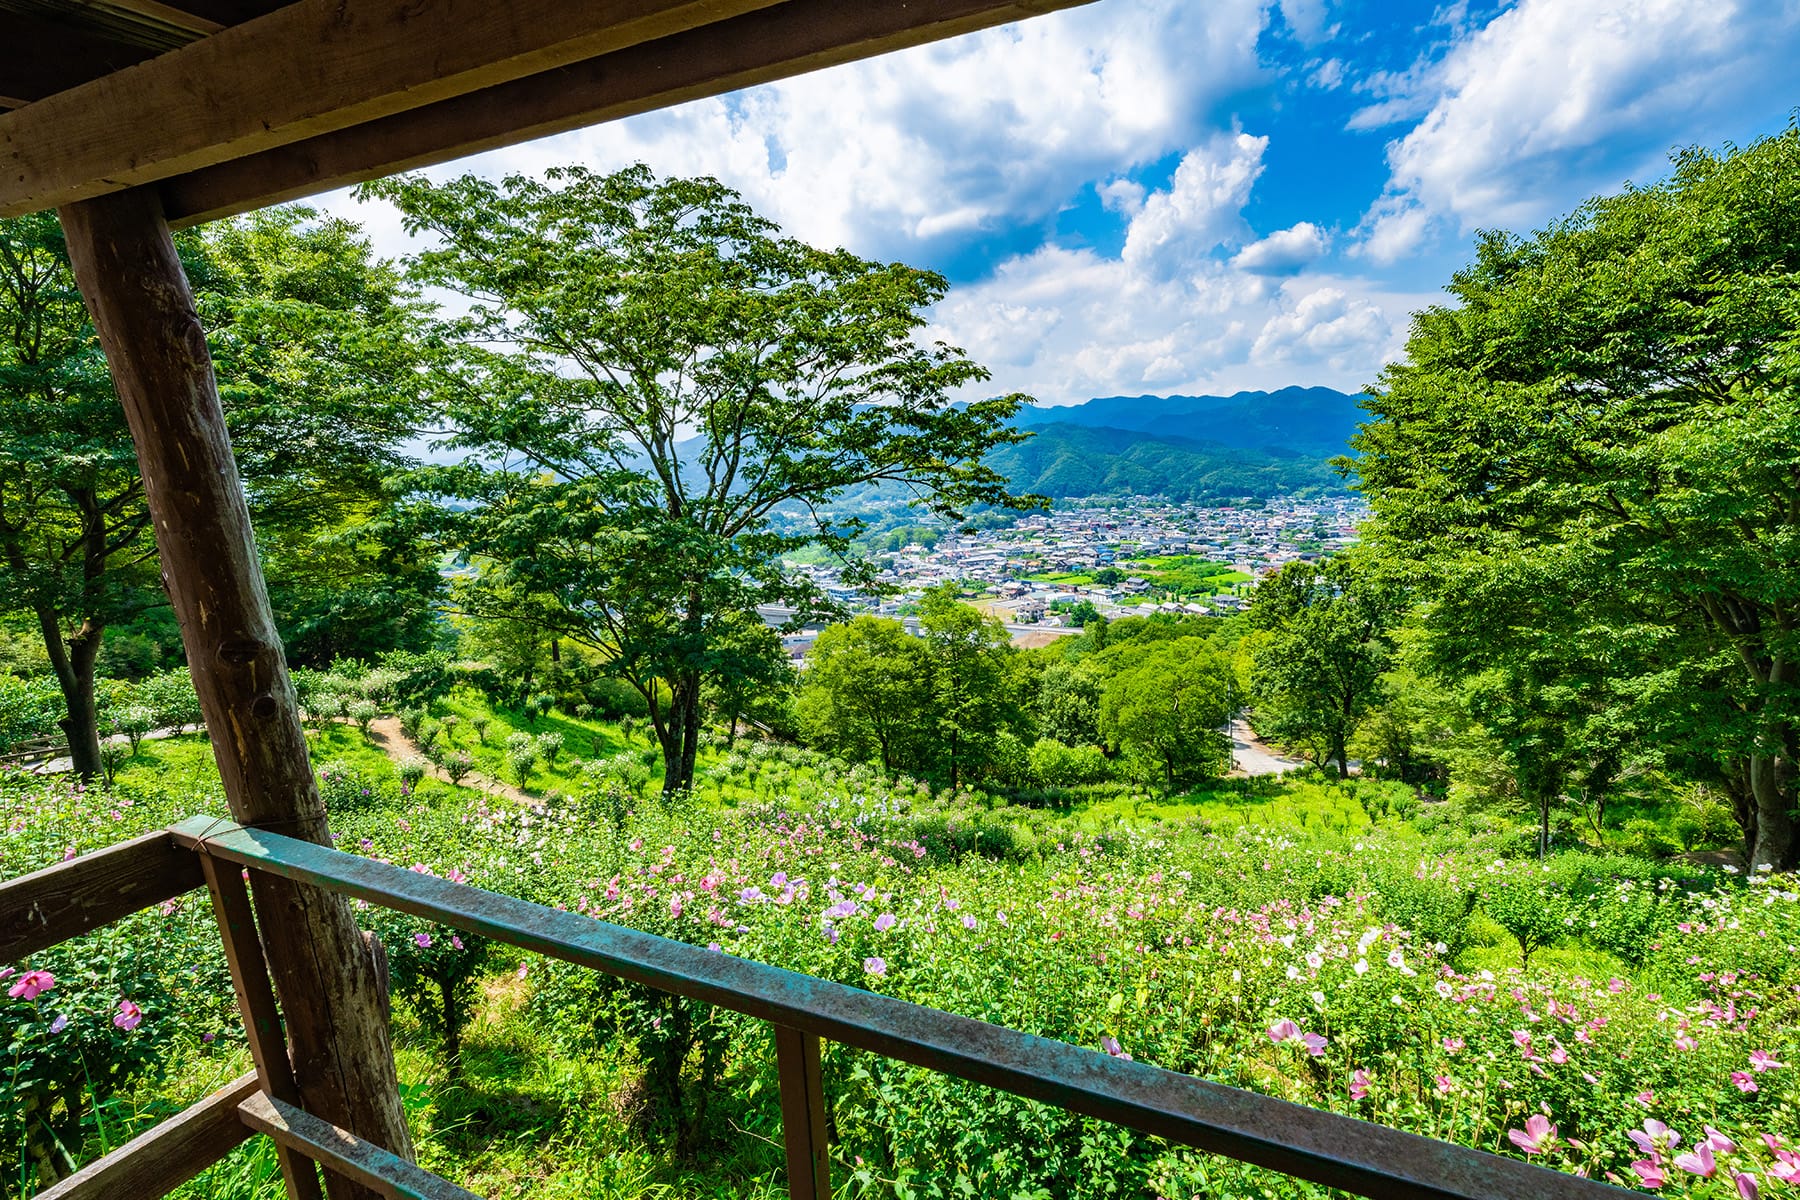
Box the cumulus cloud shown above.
[931,142,1418,404]
[340,0,1271,266]
[1232,222,1329,274]
[1353,0,1800,256]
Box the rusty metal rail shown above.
[160,815,1633,1200]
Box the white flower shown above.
[1354,959,1369,977]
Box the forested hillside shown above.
[983,421,1344,500]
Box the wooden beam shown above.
[202,854,327,1200]
[0,10,161,105]
[238,1092,484,1200]
[161,0,1093,226]
[91,0,227,37]
[0,831,203,963]
[774,1026,831,1200]
[58,184,410,1200]
[0,0,787,216]
[34,1073,260,1200]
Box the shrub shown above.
[443,750,474,786]
[397,756,429,791]
[349,701,378,738]
[507,746,537,787]
[537,730,565,767]
[471,715,490,745]
[317,760,377,811]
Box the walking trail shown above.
[365,716,538,806]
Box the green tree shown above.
[1350,127,1800,869]
[917,586,1024,789]
[1098,637,1231,794]
[0,208,431,776]
[371,165,1033,794]
[1246,554,1401,778]
[797,616,932,774]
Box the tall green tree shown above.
[1246,554,1400,778]
[797,616,932,773]
[1350,126,1800,869]
[1098,637,1231,793]
[0,207,433,774]
[917,585,1023,789]
[371,166,1034,794]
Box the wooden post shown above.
[773,1025,831,1200]
[58,185,413,1198]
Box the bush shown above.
[537,730,565,767]
[507,746,537,787]
[0,676,66,753]
[397,756,429,791]
[1027,739,1114,788]
[317,760,378,811]
[443,749,474,786]
[349,700,378,738]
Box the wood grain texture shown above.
[0,831,203,964]
[239,1092,484,1200]
[201,855,326,1200]
[33,1073,259,1200]
[0,0,785,215]
[59,185,409,1200]
[774,1026,831,1200]
[161,0,1093,226]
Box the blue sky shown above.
[333,0,1800,406]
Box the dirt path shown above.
[1230,718,1309,777]
[366,716,539,806]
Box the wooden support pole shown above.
[773,1025,832,1200]
[58,184,412,1200]
[201,856,326,1200]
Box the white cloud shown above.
[932,141,1420,404]
[334,0,1271,265]
[1354,0,1800,253]
[1232,222,1328,274]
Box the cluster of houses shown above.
[771,495,1366,657]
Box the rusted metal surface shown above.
[173,816,1635,1200]
[774,1026,831,1199]
[33,1072,259,1200]
[1,830,203,963]
[237,1091,483,1200]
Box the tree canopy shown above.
[368,165,1035,793]
[1349,126,1800,869]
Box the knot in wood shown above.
[251,694,279,720]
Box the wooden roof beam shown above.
[0,0,791,216]
[160,0,1095,227]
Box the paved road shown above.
[1231,718,1307,776]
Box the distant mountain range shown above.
[990,386,1367,501]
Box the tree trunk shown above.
[659,675,701,795]
[61,185,412,1198]
[1538,791,1551,862]
[38,607,103,779]
[1747,751,1797,871]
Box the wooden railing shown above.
[0,816,1639,1200]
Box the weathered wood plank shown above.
[34,1072,260,1200]
[60,186,408,1200]
[0,831,203,964]
[0,0,788,216]
[774,1026,831,1200]
[202,854,327,1200]
[177,818,1638,1200]
[161,0,1094,226]
[0,10,162,105]
[238,1092,484,1200]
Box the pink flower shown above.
[1434,1075,1453,1095]
[450,936,464,951]
[413,932,432,948]
[1705,1127,1737,1155]
[1635,1090,1656,1108]
[1632,1160,1666,1189]
[1301,1032,1328,1057]
[1441,1037,1465,1054]
[1348,1069,1371,1101]
[515,963,529,980]
[1735,1174,1759,1200]
[1749,1049,1783,1072]
[113,999,142,1031]
[1731,1072,1759,1093]
[1674,1035,1696,1051]
[1100,1036,1132,1061]
[1629,1120,1680,1156]
[873,913,896,932]
[1507,1113,1556,1155]
[1673,1143,1716,1178]
[8,970,55,1001]
[863,957,887,977]
[1267,1019,1301,1044]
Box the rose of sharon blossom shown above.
[1507,1113,1556,1155]
[863,957,887,977]
[7,970,55,1001]
[113,999,143,1031]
